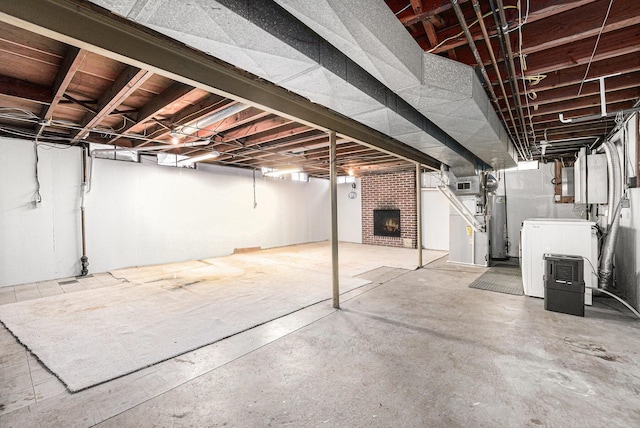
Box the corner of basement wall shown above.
[613,114,640,310]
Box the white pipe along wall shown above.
[0,137,335,287]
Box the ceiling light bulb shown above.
[170,128,179,144]
[348,169,354,176]
[177,150,220,165]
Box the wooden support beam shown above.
[512,71,640,108]
[429,0,597,54]
[0,74,51,103]
[400,0,466,26]
[521,0,640,56]
[72,66,152,142]
[136,95,234,143]
[521,26,640,77]
[108,81,197,143]
[504,87,640,118]
[39,46,87,122]
[218,115,293,141]
[422,20,438,48]
[410,0,423,14]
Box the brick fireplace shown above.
[361,170,417,248]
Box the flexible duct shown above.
[598,140,623,289]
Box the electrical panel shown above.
[574,153,607,204]
[587,154,608,204]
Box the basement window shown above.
[90,143,138,162]
[337,176,356,184]
[517,160,539,170]
[157,153,196,169]
[290,172,309,182]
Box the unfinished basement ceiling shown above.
[1,0,637,173]
[84,0,640,167]
[84,0,494,175]
[0,11,431,178]
[387,0,640,160]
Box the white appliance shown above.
[521,219,597,305]
[449,196,489,267]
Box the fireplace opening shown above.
[373,209,401,237]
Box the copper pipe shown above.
[470,0,526,160]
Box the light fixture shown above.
[179,103,251,136]
[348,168,354,176]
[262,167,302,177]
[170,128,179,145]
[177,149,220,165]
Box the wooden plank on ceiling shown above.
[428,0,598,54]
[108,81,198,143]
[0,74,51,103]
[521,0,640,55]
[71,65,152,142]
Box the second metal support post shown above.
[416,163,423,268]
[330,131,340,309]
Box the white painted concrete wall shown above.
[0,138,83,286]
[85,158,330,273]
[0,137,330,286]
[503,163,579,258]
[337,179,362,243]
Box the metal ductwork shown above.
[273,0,518,173]
[88,0,517,175]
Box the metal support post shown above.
[329,131,340,308]
[416,163,423,268]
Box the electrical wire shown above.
[582,255,640,319]
[577,0,615,96]
[395,3,412,15]
[33,141,42,205]
[427,6,517,53]
[504,0,529,34]
[253,169,258,209]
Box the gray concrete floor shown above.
[1,246,639,427]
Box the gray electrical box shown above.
[587,154,607,204]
